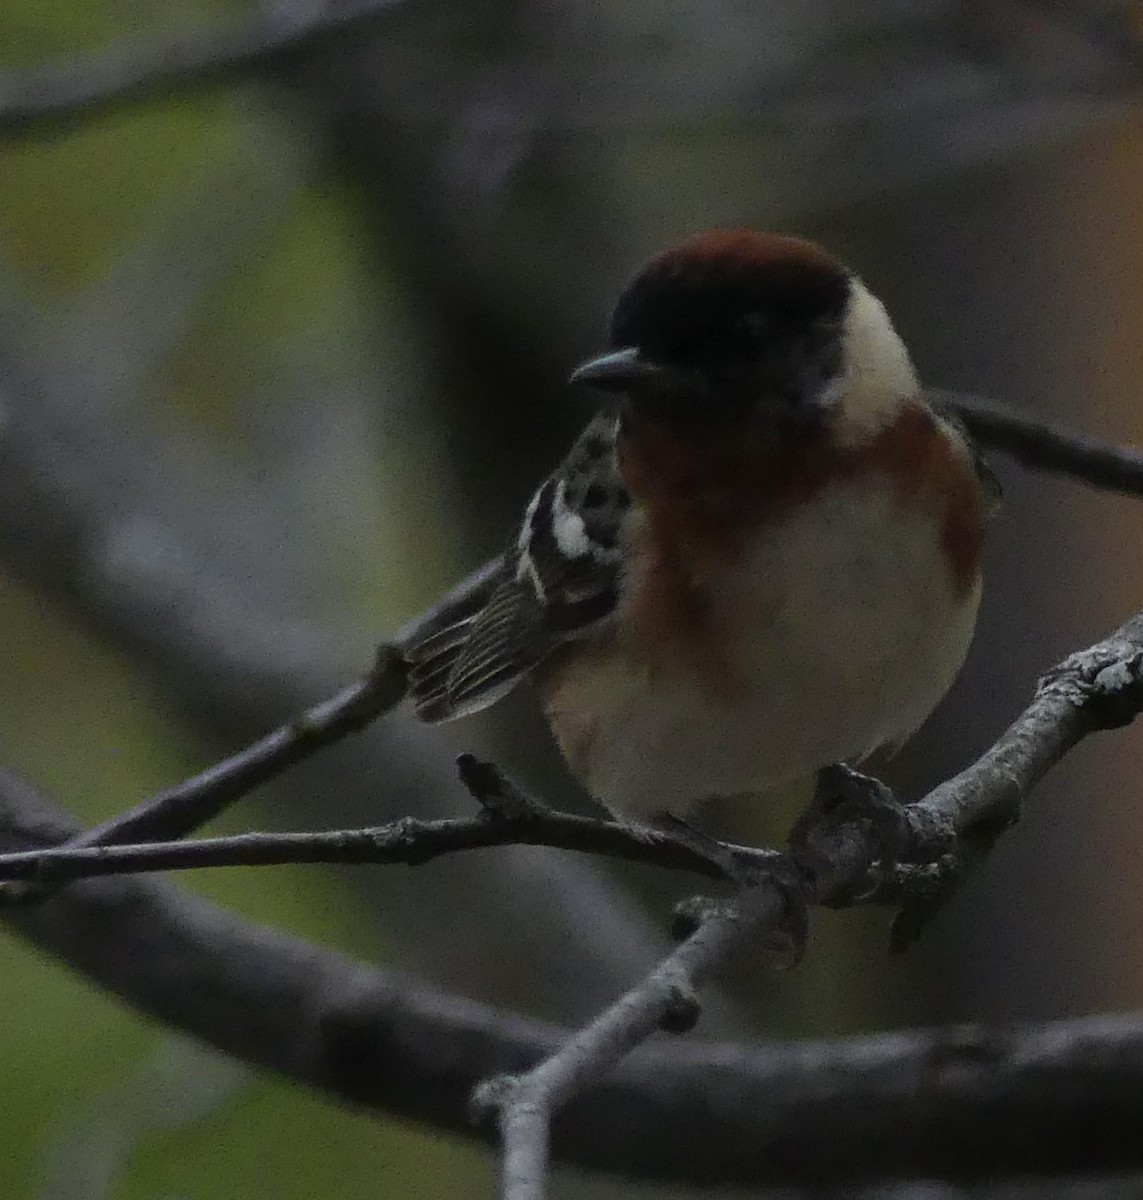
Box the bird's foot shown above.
[789,763,913,902]
[670,853,809,967]
[659,814,810,967]
[751,852,811,968]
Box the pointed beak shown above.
[568,346,666,392]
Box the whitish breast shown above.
[541,477,980,821]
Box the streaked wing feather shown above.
[405,617,477,665]
[436,586,546,716]
[406,413,626,723]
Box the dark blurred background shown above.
[3,1,1143,1196]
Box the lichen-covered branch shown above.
[889,607,1143,946]
[475,598,1143,1198]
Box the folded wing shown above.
[406,413,627,722]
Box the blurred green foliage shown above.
[0,5,483,1197]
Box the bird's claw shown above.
[757,855,810,968]
[670,862,809,968]
[653,813,761,889]
[790,763,913,902]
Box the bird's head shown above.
[570,229,918,441]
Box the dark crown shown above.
[608,229,851,368]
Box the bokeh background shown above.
[3,1,1143,1196]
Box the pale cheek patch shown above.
[833,279,920,443]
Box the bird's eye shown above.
[736,311,769,343]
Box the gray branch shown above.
[4,1,1141,174]
[0,0,405,137]
[0,266,674,1023]
[0,791,779,884]
[891,605,1143,946]
[473,594,1143,1197]
[934,390,1143,498]
[7,768,1143,1190]
[476,886,789,1200]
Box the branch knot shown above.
[659,977,701,1034]
[1040,644,1143,729]
[457,756,549,822]
[469,1072,523,1126]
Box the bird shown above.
[404,228,997,848]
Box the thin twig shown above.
[475,887,788,1200]
[29,556,502,856]
[933,390,1143,497]
[75,655,401,849]
[0,647,405,903]
[0,801,779,885]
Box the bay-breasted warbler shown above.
[406,229,997,830]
